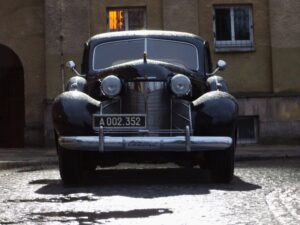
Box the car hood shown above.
[89,59,205,83]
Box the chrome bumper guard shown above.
[58,136,232,152]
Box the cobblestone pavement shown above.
[0,159,299,225]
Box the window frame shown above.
[213,5,254,52]
[107,7,147,32]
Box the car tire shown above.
[55,133,97,185]
[207,129,236,183]
[57,145,84,186]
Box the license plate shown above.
[93,114,146,128]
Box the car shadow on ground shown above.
[33,168,261,198]
[29,208,173,224]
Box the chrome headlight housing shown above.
[101,75,122,97]
[170,74,191,97]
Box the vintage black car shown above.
[52,30,238,185]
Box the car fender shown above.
[52,90,100,135]
[192,91,238,136]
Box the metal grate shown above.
[171,99,192,132]
[122,81,171,130]
[128,8,146,30]
[237,116,258,144]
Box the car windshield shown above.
[92,38,199,71]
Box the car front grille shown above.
[101,81,193,134]
[122,81,171,130]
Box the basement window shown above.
[237,116,258,144]
[107,7,146,31]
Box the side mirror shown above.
[217,60,227,71]
[206,59,227,77]
[66,60,76,70]
[65,60,84,77]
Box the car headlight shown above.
[170,74,191,97]
[101,75,122,97]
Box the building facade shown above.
[0,0,299,147]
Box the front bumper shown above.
[58,135,232,152]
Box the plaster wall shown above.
[238,96,300,143]
[198,0,273,93]
[90,0,163,36]
[44,0,90,144]
[0,0,45,145]
[269,0,300,93]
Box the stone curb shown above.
[235,154,300,162]
[0,159,58,170]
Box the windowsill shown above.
[215,46,255,53]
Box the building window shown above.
[108,7,146,32]
[213,5,254,52]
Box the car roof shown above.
[87,30,206,46]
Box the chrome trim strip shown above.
[188,102,193,132]
[170,98,173,134]
[99,126,104,152]
[59,136,232,152]
[144,38,147,54]
[185,126,191,152]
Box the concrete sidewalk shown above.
[0,148,57,169]
[0,145,300,169]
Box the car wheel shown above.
[55,133,97,185]
[208,129,236,183]
[57,144,84,186]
